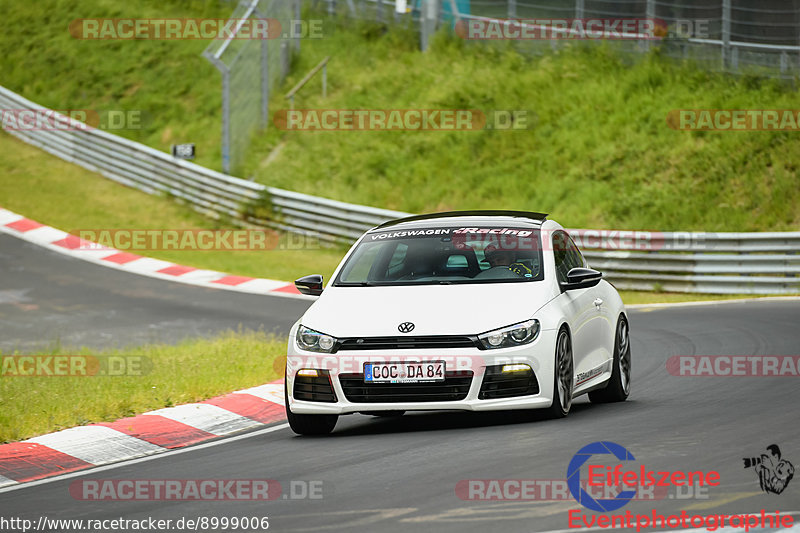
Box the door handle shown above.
[594,298,603,309]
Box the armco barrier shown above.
[0,86,408,243]
[1,85,798,294]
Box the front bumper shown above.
[286,328,558,415]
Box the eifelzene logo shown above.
[744,444,794,495]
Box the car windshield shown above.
[334,226,544,286]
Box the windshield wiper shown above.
[334,281,377,287]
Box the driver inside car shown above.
[483,244,534,277]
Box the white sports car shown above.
[285,211,631,435]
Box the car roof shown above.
[372,210,548,231]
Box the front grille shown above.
[335,335,479,352]
[339,371,474,403]
[479,365,539,399]
[293,371,337,403]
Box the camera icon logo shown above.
[743,444,794,495]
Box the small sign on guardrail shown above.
[171,143,195,160]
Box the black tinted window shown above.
[335,226,544,286]
[553,230,586,283]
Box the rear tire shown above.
[589,316,631,404]
[285,384,338,435]
[545,327,573,419]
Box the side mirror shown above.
[295,274,324,296]
[561,267,602,291]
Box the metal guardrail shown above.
[0,85,408,244]
[1,84,798,294]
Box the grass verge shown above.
[2,130,791,305]
[0,330,286,443]
[0,131,346,283]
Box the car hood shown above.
[300,282,556,337]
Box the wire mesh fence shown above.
[203,0,300,174]
[318,0,800,76]
[201,0,798,172]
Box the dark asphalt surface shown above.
[0,234,311,351]
[2,233,800,532]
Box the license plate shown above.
[364,361,446,383]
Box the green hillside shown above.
[1,1,798,231]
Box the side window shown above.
[552,231,586,283]
[553,231,569,283]
[565,235,587,271]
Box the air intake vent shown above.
[336,336,479,352]
[479,365,539,399]
[293,371,337,403]
[339,371,474,402]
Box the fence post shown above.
[421,0,440,52]
[722,0,731,70]
[253,4,270,129]
[221,68,231,174]
[377,0,383,23]
[281,41,290,80]
[295,0,302,52]
[645,0,655,50]
[261,39,269,128]
[328,0,335,16]
[575,0,584,20]
[508,0,516,19]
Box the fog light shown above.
[297,368,320,378]
[502,364,531,373]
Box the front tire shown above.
[589,316,631,404]
[545,327,573,419]
[285,384,338,435]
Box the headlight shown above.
[296,325,338,353]
[478,319,540,350]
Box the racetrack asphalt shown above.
[2,232,799,532]
[0,234,311,351]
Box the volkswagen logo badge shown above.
[398,322,415,333]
